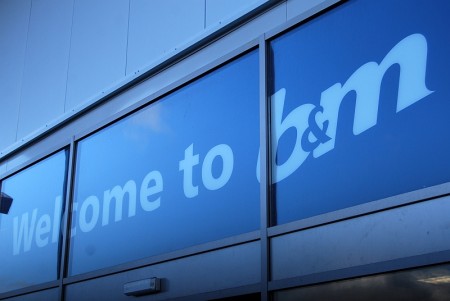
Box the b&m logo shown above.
[267,33,433,183]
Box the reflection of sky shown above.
[275,264,450,301]
[271,0,450,224]
[0,151,67,293]
[121,103,173,151]
[69,50,260,275]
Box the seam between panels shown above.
[14,0,33,143]
[63,0,76,113]
[124,0,132,76]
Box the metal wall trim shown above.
[265,0,345,41]
[169,283,261,301]
[268,250,450,292]
[268,182,450,238]
[0,138,71,181]
[0,281,59,300]
[62,230,260,285]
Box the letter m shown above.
[102,180,137,226]
[315,33,433,157]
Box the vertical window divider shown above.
[58,137,76,301]
[259,34,272,301]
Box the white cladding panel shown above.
[64,0,129,112]
[126,0,205,75]
[17,0,73,140]
[0,0,31,153]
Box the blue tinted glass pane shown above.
[0,150,67,293]
[271,0,450,224]
[68,51,259,275]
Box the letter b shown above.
[257,88,314,183]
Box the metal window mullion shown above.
[58,138,77,301]
[259,34,272,301]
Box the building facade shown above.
[1,0,450,300]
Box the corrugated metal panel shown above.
[17,0,73,139]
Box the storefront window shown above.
[0,150,68,293]
[68,50,260,275]
[270,0,450,224]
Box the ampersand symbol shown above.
[301,105,331,152]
